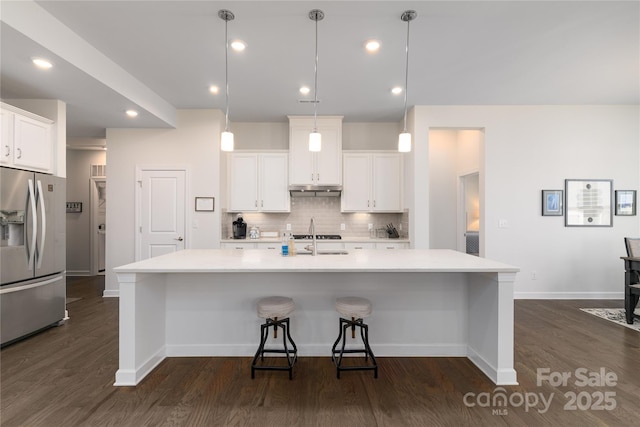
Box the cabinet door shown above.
[221,242,255,250]
[0,110,13,166]
[13,114,51,172]
[341,153,371,212]
[372,153,402,212]
[229,154,259,211]
[315,125,342,185]
[289,127,315,185]
[260,153,290,211]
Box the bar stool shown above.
[331,296,378,379]
[251,296,298,380]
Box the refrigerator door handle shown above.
[26,179,37,270]
[36,180,46,269]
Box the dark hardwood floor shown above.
[1,276,639,426]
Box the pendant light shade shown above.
[399,10,417,153]
[309,131,322,152]
[309,9,324,152]
[398,132,412,153]
[221,131,234,152]
[219,9,234,152]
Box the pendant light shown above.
[398,10,417,153]
[219,9,234,152]
[309,9,324,152]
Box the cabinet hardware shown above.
[16,147,22,159]
[3,145,9,157]
[255,200,258,207]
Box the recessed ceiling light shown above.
[32,58,53,69]
[209,85,220,94]
[126,110,138,118]
[364,40,381,53]
[391,87,403,95]
[299,86,311,95]
[230,40,246,51]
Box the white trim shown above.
[114,346,165,386]
[102,289,120,298]
[515,292,623,299]
[66,270,92,277]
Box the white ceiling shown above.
[1,1,638,139]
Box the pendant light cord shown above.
[402,16,411,133]
[313,11,319,132]
[224,16,230,133]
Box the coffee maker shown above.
[232,214,247,239]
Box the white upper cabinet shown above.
[1,105,53,173]
[228,152,290,212]
[342,152,403,212]
[0,109,13,166]
[288,116,342,186]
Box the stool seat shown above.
[257,296,295,319]
[335,296,372,319]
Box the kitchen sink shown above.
[296,250,349,255]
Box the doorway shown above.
[90,177,106,275]
[459,172,479,256]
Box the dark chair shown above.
[624,237,640,324]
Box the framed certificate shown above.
[565,179,613,227]
[195,197,215,212]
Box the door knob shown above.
[175,237,184,241]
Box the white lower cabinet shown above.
[344,242,376,250]
[376,242,409,250]
[221,242,256,250]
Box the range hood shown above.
[289,184,342,197]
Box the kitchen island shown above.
[114,249,519,386]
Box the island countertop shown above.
[114,248,519,274]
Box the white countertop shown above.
[114,249,519,274]
[220,237,410,243]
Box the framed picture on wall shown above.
[195,197,215,212]
[565,179,613,227]
[541,190,563,216]
[615,190,636,216]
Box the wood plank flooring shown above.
[1,276,639,426]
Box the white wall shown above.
[410,105,639,298]
[66,147,106,275]
[105,109,223,296]
[232,121,400,151]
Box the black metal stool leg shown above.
[251,317,298,380]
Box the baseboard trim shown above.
[66,270,92,277]
[102,289,120,298]
[515,292,623,300]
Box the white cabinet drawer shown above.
[376,242,409,250]
[344,242,375,250]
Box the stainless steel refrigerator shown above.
[1,166,66,346]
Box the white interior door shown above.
[138,169,186,260]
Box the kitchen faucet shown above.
[306,217,317,256]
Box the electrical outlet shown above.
[286,224,291,231]
[398,223,403,231]
[340,223,346,231]
[531,271,537,280]
[499,219,509,228]
[368,223,373,230]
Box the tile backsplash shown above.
[223,197,408,239]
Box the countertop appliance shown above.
[232,214,247,239]
[1,167,66,346]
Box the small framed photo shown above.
[195,197,215,212]
[542,190,563,216]
[615,190,636,216]
[565,179,613,227]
